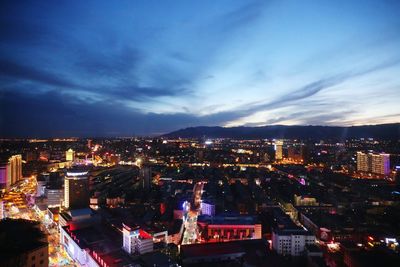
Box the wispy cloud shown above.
[0,58,77,88]
[1,0,400,136]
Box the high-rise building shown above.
[275,140,283,161]
[288,145,308,163]
[64,170,89,209]
[357,152,390,176]
[9,155,22,186]
[357,152,371,172]
[65,148,75,162]
[46,185,64,207]
[140,166,152,191]
[371,153,390,175]
[0,155,22,190]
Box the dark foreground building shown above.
[0,218,49,267]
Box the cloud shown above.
[0,53,191,102]
[223,58,400,125]
[0,89,200,137]
[218,1,267,32]
[75,47,141,77]
[1,0,400,136]
[0,58,77,88]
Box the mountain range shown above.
[163,123,400,140]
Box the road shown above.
[1,176,76,267]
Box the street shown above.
[1,176,77,267]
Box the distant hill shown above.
[163,123,400,140]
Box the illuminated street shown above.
[1,176,77,267]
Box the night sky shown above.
[1,0,400,137]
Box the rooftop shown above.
[0,219,48,259]
[197,214,258,225]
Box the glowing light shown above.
[385,238,397,244]
[182,201,190,212]
[66,171,88,176]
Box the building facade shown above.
[200,202,216,216]
[357,152,390,176]
[65,149,75,162]
[275,140,283,161]
[122,223,154,255]
[46,187,64,207]
[0,155,22,190]
[272,229,315,256]
[64,171,89,209]
[371,153,390,175]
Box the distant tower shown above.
[140,166,152,192]
[9,155,22,186]
[87,139,92,149]
[64,170,89,209]
[65,149,75,162]
[275,140,283,161]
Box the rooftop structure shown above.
[0,219,48,267]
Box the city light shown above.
[1,1,400,265]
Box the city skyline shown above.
[1,0,400,137]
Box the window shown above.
[32,256,36,260]
[40,260,44,264]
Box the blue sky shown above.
[1,0,400,137]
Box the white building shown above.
[122,223,153,255]
[272,229,315,256]
[45,187,63,207]
[200,202,215,216]
[60,226,95,266]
